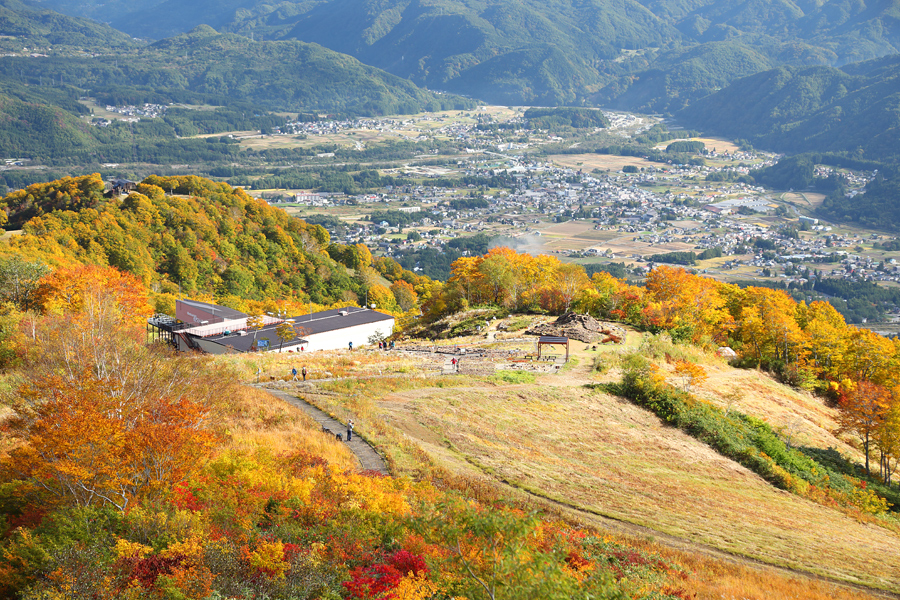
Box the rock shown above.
[526,312,626,344]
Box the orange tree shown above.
[837,381,893,475]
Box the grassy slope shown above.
[365,334,896,593]
[219,326,900,596]
[381,380,900,590]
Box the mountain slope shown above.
[33,0,900,107]
[677,58,900,160]
[106,0,676,105]
[0,0,137,51]
[0,174,358,301]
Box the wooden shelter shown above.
[537,335,569,361]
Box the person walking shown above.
[347,419,354,441]
[291,367,298,381]
[301,366,307,381]
[348,341,353,351]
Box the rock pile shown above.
[526,313,626,344]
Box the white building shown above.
[151,300,394,354]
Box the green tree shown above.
[0,256,49,310]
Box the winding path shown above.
[258,386,389,475]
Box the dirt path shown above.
[258,387,389,475]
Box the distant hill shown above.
[677,57,900,160]
[32,0,900,106]
[102,0,672,106]
[0,0,137,51]
[0,21,473,162]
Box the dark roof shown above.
[201,329,308,353]
[199,307,393,352]
[287,307,394,336]
[179,299,247,321]
[538,336,569,344]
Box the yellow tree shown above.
[553,261,589,313]
[838,381,892,475]
[838,328,897,387]
[390,280,419,312]
[368,284,397,313]
[673,359,707,393]
[875,390,900,485]
[645,266,730,341]
[478,247,518,307]
[448,256,484,306]
[798,300,847,379]
[735,287,806,366]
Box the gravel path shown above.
[257,387,389,475]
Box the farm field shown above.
[548,153,670,171]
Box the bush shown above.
[489,371,537,385]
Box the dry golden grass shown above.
[698,364,859,457]
[221,385,358,470]
[212,350,422,382]
[209,337,896,597]
[378,378,900,591]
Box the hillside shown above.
[33,0,900,107]
[2,208,900,596]
[677,59,900,160]
[0,0,137,52]
[0,26,471,116]
[246,323,900,597]
[0,174,356,302]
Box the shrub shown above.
[489,371,537,385]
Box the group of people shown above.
[347,340,395,351]
[290,366,308,381]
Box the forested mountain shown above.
[677,57,900,161]
[0,26,470,115]
[0,21,473,161]
[31,0,900,106]
[0,174,356,302]
[0,0,136,51]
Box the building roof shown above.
[179,299,247,321]
[198,307,394,352]
[287,307,394,336]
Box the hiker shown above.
[347,419,354,441]
[378,341,383,350]
[302,366,307,381]
[389,340,395,350]
[451,357,457,370]
[291,367,298,381]
[348,341,353,351]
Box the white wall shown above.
[304,319,395,351]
